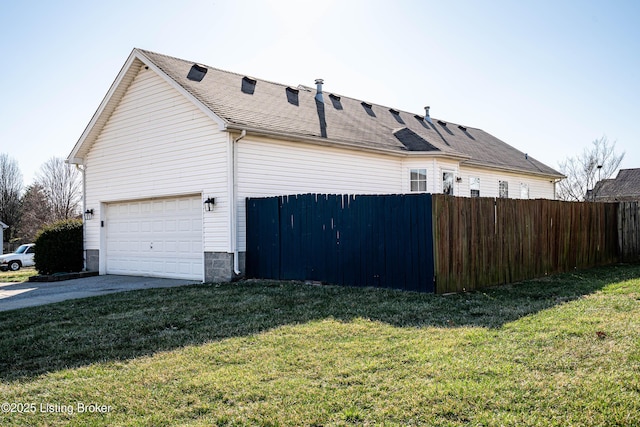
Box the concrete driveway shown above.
[0,275,200,312]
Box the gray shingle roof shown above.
[592,168,640,201]
[138,49,562,178]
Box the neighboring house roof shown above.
[591,168,640,201]
[68,48,563,179]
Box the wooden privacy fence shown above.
[247,194,633,294]
[432,196,619,293]
[619,201,640,262]
[246,193,435,292]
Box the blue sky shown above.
[1,0,638,186]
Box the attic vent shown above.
[437,120,447,127]
[457,125,467,131]
[241,76,256,95]
[413,115,431,130]
[329,93,342,110]
[389,109,405,124]
[187,64,208,82]
[361,102,375,117]
[286,87,299,106]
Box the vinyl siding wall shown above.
[236,138,403,250]
[457,166,555,199]
[400,160,555,198]
[84,66,229,253]
[235,143,556,250]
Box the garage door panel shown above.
[106,196,203,280]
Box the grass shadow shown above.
[1,263,638,381]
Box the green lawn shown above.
[0,267,36,283]
[0,264,639,426]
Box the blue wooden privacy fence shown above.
[246,193,435,292]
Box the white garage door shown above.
[106,196,203,280]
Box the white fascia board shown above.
[226,124,471,160]
[133,49,228,131]
[461,159,566,180]
[66,157,84,166]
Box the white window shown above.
[499,180,509,198]
[470,177,480,198]
[520,183,530,199]
[443,171,454,195]
[410,169,427,192]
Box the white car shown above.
[0,244,36,271]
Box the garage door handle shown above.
[150,242,153,249]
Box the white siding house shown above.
[67,48,564,282]
[0,221,8,255]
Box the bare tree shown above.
[17,183,52,242]
[0,153,23,244]
[35,157,82,221]
[556,136,625,201]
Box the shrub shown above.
[34,219,83,275]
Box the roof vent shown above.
[187,64,208,82]
[286,87,299,106]
[315,79,324,103]
[329,93,343,110]
[361,102,375,117]
[389,108,405,124]
[241,76,256,94]
[437,120,447,127]
[457,125,467,131]
[424,106,433,124]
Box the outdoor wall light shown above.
[84,209,94,220]
[204,197,215,212]
[456,176,462,183]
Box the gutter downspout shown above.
[231,130,246,276]
[75,163,87,271]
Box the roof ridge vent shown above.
[187,64,208,82]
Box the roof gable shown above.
[67,49,227,164]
